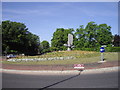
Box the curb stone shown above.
[82,66,119,74]
[1,66,119,75]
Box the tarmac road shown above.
[2,70,119,89]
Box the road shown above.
[2,71,119,89]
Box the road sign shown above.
[100,47,105,53]
[74,64,84,69]
[100,47,105,61]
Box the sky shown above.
[2,2,118,43]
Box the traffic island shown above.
[2,60,119,71]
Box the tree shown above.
[2,20,40,55]
[75,22,98,49]
[51,28,74,51]
[74,25,86,48]
[40,40,50,53]
[96,24,113,46]
[84,21,98,48]
[113,34,120,47]
[74,22,113,50]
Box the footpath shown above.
[1,60,120,75]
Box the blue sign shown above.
[100,47,105,53]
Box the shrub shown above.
[105,47,120,52]
[74,47,99,52]
[50,47,59,51]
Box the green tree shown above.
[74,22,113,50]
[75,22,98,49]
[84,21,98,48]
[74,25,86,49]
[96,24,113,46]
[40,40,50,53]
[2,20,40,55]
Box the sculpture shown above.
[64,34,74,51]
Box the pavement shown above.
[1,60,120,75]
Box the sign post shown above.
[100,46,105,61]
[101,53,104,61]
[74,64,84,75]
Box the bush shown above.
[105,47,120,52]
[50,47,59,51]
[74,47,99,52]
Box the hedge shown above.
[105,47,120,52]
[74,47,120,52]
[74,47,99,52]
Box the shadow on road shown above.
[39,70,82,90]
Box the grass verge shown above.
[2,52,119,65]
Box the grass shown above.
[14,50,99,58]
[2,51,119,65]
